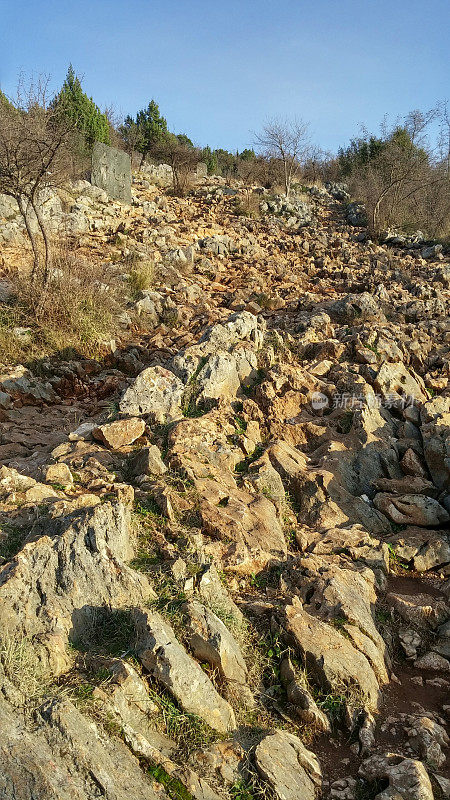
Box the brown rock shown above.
[93,418,145,449]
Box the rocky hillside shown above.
[0,169,449,800]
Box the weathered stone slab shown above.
[91,142,131,203]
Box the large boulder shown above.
[182,600,251,703]
[0,503,151,668]
[93,418,145,449]
[91,142,131,203]
[359,753,433,800]
[133,609,236,734]
[288,560,388,684]
[254,730,321,800]
[172,311,264,383]
[119,366,185,421]
[373,493,449,527]
[387,527,450,571]
[329,293,385,323]
[284,601,380,710]
[420,396,450,491]
[0,695,162,800]
[374,362,428,405]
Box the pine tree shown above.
[134,100,168,157]
[202,146,218,175]
[54,65,110,150]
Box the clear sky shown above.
[1,0,448,154]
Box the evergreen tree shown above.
[176,133,194,147]
[238,148,256,161]
[54,65,110,150]
[0,89,13,109]
[201,145,218,175]
[122,100,168,158]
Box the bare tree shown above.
[0,76,81,288]
[254,116,310,197]
[151,134,201,195]
[346,108,450,235]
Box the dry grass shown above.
[0,245,124,365]
[126,258,154,299]
[234,191,262,219]
[0,634,53,704]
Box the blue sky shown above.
[1,0,448,153]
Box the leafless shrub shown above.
[345,109,450,237]
[0,75,84,289]
[254,116,310,197]
[150,134,201,195]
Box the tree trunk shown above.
[284,159,290,197]
[17,196,41,283]
[31,198,51,287]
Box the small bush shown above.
[127,259,154,299]
[0,246,124,365]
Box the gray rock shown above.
[0,695,162,800]
[119,366,185,421]
[346,202,367,226]
[195,351,240,403]
[420,396,450,491]
[289,561,388,684]
[182,600,251,698]
[254,730,321,800]
[280,657,330,731]
[329,293,385,323]
[421,244,443,259]
[196,563,244,624]
[123,724,222,800]
[0,390,12,409]
[129,445,167,477]
[105,659,175,757]
[0,373,58,405]
[134,608,236,733]
[325,182,350,201]
[359,753,433,800]
[374,362,427,405]
[284,601,380,710]
[0,503,151,665]
[91,142,131,203]
[172,311,264,383]
[373,493,450,527]
[399,628,422,660]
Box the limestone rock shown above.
[280,657,330,731]
[0,695,162,800]
[119,366,185,421]
[374,362,427,405]
[45,462,73,486]
[359,753,434,800]
[129,445,167,476]
[329,293,385,323]
[0,503,151,657]
[387,592,449,629]
[420,396,450,491]
[91,142,131,203]
[172,311,264,383]
[373,493,449,527]
[284,602,380,709]
[254,730,321,800]
[134,608,236,733]
[182,600,252,703]
[387,527,450,571]
[93,418,146,449]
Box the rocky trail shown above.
[0,171,449,799]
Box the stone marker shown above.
[91,142,131,203]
